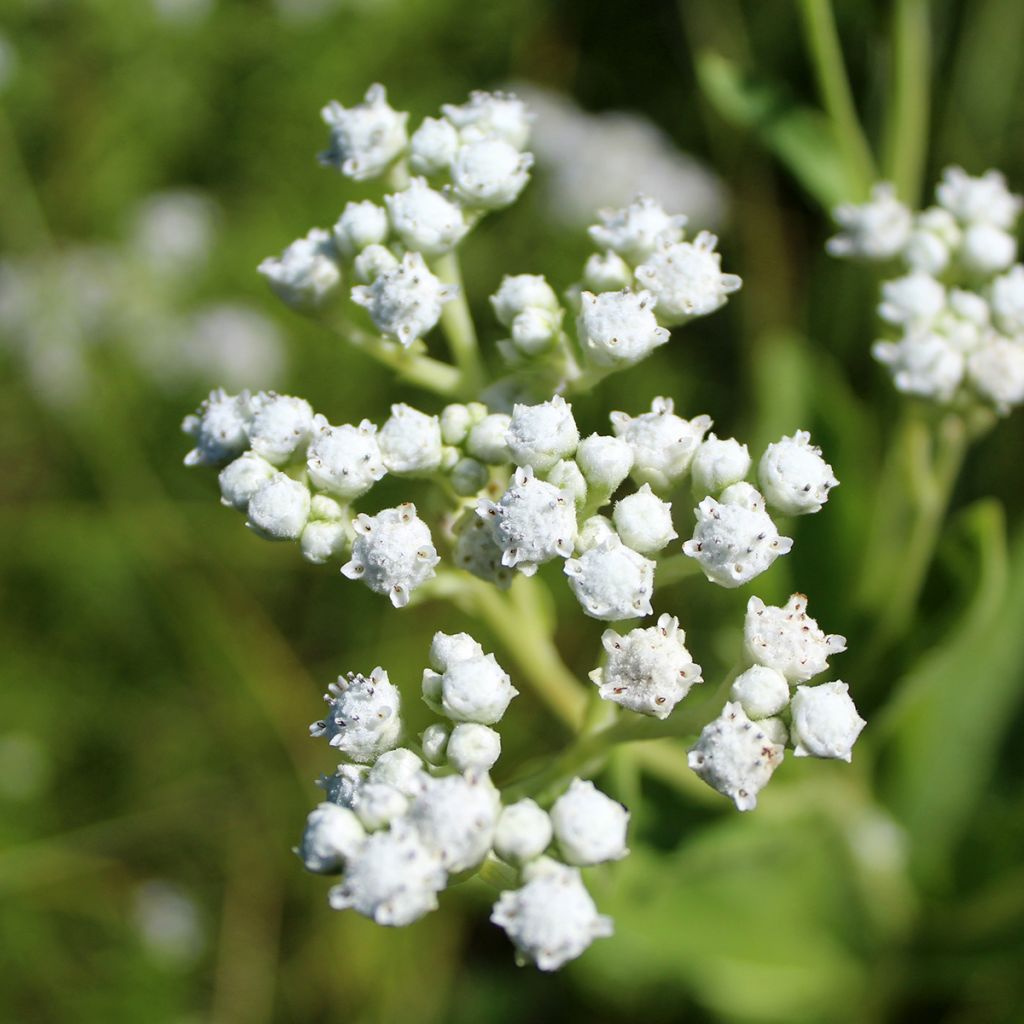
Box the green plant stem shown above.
[432,250,486,395]
[797,0,876,199]
[883,0,931,204]
[655,552,702,588]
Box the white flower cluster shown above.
[828,169,1024,413]
[687,593,863,810]
[299,633,623,970]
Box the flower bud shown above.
[246,473,310,540]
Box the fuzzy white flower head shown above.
[610,397,711,492]
[959,222,1018,277]
[878,271,946,326]
[332,200,389,259]
[493,799,552,865]
[590,613,702,719]
[690,434,751,496]
[490,274,560,327]
[419,723,450,766]
[576,289,670,368]
[296,803,366,874]
[634,232,742,325]
[429,631,485,673]
[451,138,533,209]
[966,335,1024,412]
[306,416,386,499]
[505,396,579,472]
[301,519,347,565]
[367,747,424,796]
[384,178,470,256]
[612,484,677,554]
[682,493,792,588]
[466,413,513,464]
[450,456,487,495]
[409,116,460,176]
[442,90,533,150]
[730,665,790,720]
[407,771,500,872]
[328,820,445,926]
[546,459,587,507]
[936,166,1022,229]
[575,514,618,552]
[826,183,913,261]
[218,451,276,511]
[575,433,634,494]
[435,653,519,725]
[342,503,440,608]
[790,681,866,762]
[317,764,368,808]
[446,723,502,773]
[564,537,654,621]
[258,228,340,310]
[320,83,409,181]
[478,466,577,576]
[182,388,254,467]
[352,243,399,284]
[550,778,629,866]
[352,782,409,831]
[491,858,613,971]
[247,392,314,466]
[310,667,402,763]
[989,264,1024,334]
[688,702,785,810]
[452,509,514,589]
[744,594,847,683]
[506,305,563,357]
[758,430,838,516]
[351,251,457,347]
[378,403,443,475]
[872,331,965,402]
[439,403,476,445]
[588,195,687,264]
[903,207,961,275]
[246,473,311,540]
[583,250,633,292]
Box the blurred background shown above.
[2,0,1023,1020]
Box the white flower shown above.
[300,519,348,565]
[409,116,460,176]
[966,335,1024,412]
[431,653,519,725]
[610,397,711,492]
[419,723,450,766]
[936,166,1022,229]
[479,466,577,576]
[328,820,445,926]
[612,484,677,554]
[872,331,965,402]
[466,412,513,464]
[790,681,866,762]
[682,493,792,588]
[989,264,1024,334]
[442,90,532,150]
[439,403,477,445]
[493,799,552,865]
[690,434,751,495]
[491,858,613,971]
[296,803,366,874]
[590,613,702,719]
[688,702,785,811]
[550,779,629,866]
[744,594,847,683]
[450,457,490,496]
[490,274,559,327]
[564,537,654,621]
[960,222,1017,276]
[258,228,341,310]
[309,667,402,763]
[452,508,514,589]
[247,392,315,466]
[246,473,310,540]
[317,764,367,808]
[507,306,563,356]
[429,631,485,673]
[826,183,913,260]
[341,503,440,607]
[904,207,961,275]
[587,195,687,264]
[320,83,409,181]
[758,430,838,516]
[575,433,634,495]
[878,271,946,326]
[367,747,424,796]
[575,514,618,552]
[583,250,632,292]
[546,459,587,507]
[306,416,386,499]
[384,177,469,256]
[446,723,502,773]
[505,396,579,472]
[758,717,789,747]
[407,771,500,872]
[352,243,399,284]
[451,138,533,209]
[182,388,253,467]
[332,200,389,258]
[730,665,790,720]
[352,782,409,831]
[218,451,277,511]
[634,232,741,325]
[378,403,443,475]
[351,251,457,346]
[576,289,670,368]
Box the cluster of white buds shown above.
[829,168,1024,414]
[298,633,624,970]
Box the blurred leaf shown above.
[695,50,851,210]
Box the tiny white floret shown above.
[493,799,552,865]
[320,83,409,181]
[790,681,866,762]
[576,289,670,368]
[296,803,366,874]
[378,403,443,475]
[612,484,677,553]
[744,593,846,683]
[505,396,579,472]
[385,177,469,256]
[332,200,389,258]
[610,397,711,492]
[451,138,533,209]
[446,723,502,773]
[246,473,310,541]
[258,228,340,310]
[564,537,654,621]
[758,430,838,516]
[309,667,402,763]
[550,778,629,866]
[306,415,386,499]
[588,195,687,264]
[730,665,790,720]
[218,451,276,512]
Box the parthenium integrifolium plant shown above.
[182,85,864,970]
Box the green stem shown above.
[655,552,702,588]
[797,0,876,199]
[432,250,486,395]
[883,0,931,204]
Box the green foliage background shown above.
[1,1,1023,1021]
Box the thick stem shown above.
[433,250,486,395]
